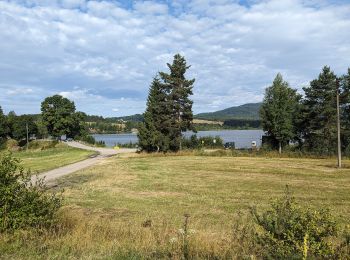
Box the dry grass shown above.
[1,154,350,259]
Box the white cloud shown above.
[0,0,349,116]
[134,1,169,15]
[7,88,33,95]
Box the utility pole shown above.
[26,122,29,151]
[336,79,342,168]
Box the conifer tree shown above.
[260,73,301,153]
[0,106,9,141]
[159,54,195,151]
[138,77,171,152]
[302,66,338,154]
[340,68,350,153]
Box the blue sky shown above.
[0,0,350,117]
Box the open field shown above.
[9,143,97,173]
[1,154,350,259]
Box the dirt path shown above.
[31,141,136,185]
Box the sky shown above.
[0,0,349,117]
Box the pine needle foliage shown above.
[139,54,195,152]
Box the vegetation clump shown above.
[182,135,224,149]
[0,153,62,231]
[251,187,346,259]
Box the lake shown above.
[93,129,264,149]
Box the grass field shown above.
[9,143,97,173]
[1,154,350,259]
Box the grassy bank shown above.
[1,154,350,258]
[9,143,97,173]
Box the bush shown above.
[1,139,20,151]
[77,135,105,147]
[251,186,338,259]
[182,135,224,149]
[28,140,58,150]
[115,142,138,148]
[0,153,62,231]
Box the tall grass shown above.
[0,208,259,259]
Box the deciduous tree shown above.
[260,74,301,153]
[41,95,84,138]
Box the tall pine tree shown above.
[302,66,338,155]
[340,68,350,154]
[159,54,195,151]
[138,77,171,152]
[260,73,301,153]
[138,54,195,152]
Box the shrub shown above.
[182,135,224,149]
[2,139,20,151]
[115,142,138,148]
[251,186,338,259]
[28,140,58,150]
[0,153,62,231]
[76,135,105,147]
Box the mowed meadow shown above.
[2,142,97,173]
[1,153,350,259]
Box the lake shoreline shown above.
[93,129,265,149]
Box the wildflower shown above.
[169,237,177,243]
[178,228,185,235]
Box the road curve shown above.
[31,141,136,185]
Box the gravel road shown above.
[31,141,136,185]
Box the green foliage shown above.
[0,106,9,142]
[159,54,195,151]
[76,135,105,147]
[260,73,301,153]
[251,187,338,259]
[302,66,339,155]
[41,95,87,138]
[28,140,58,150]
[1,139,20,151]
[7,114,38,141]
[139,54,195,152]
[182,135,224,149]
[0,153,62,231]
[340,68,350,155]
[138,77,170,152]
[195,102,261,121]
[223,119,261,129]
[115,142,138,148]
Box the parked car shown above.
[224,142,235,149]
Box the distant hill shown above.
[85,103,262,128]
[108,114,144,123]
[195,103,261,121]
[86,114,144,123]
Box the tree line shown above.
[0,95,88,145]
[260,66,350,155]
[1,53,349,156]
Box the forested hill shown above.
[194,103,261,121]
[86,114,143,123]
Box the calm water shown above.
[93,130,264,149]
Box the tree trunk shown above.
[278,141,282,154]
